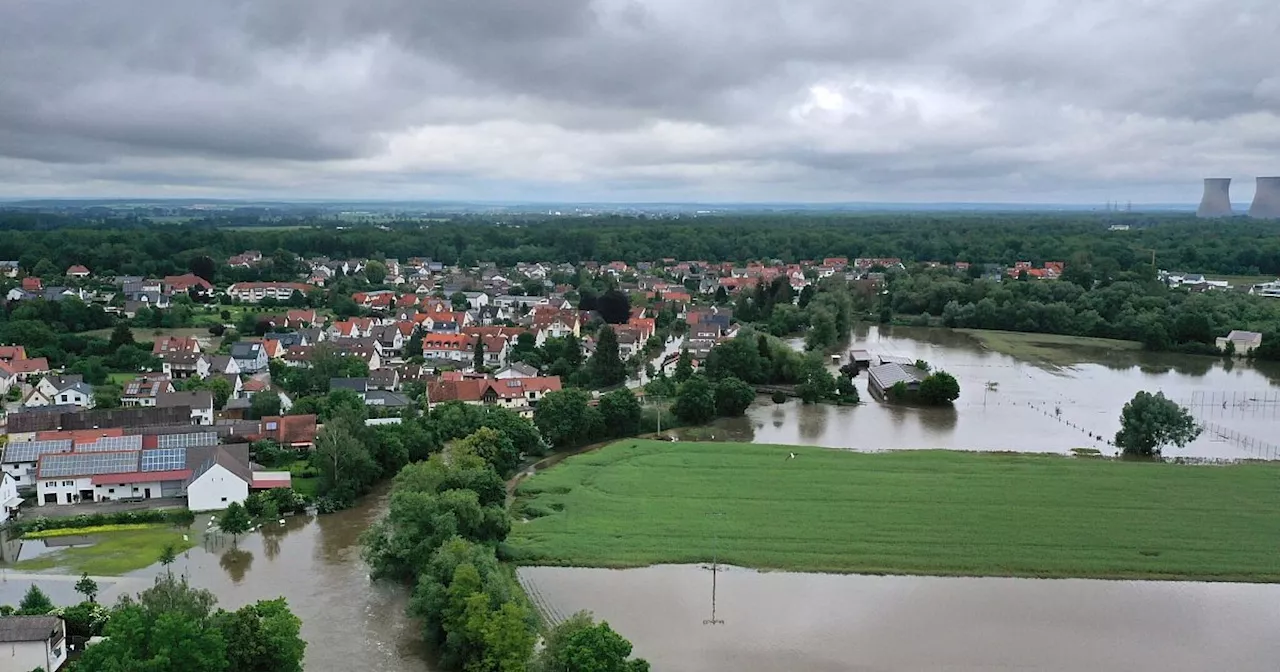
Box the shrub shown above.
[10,509,194,537]
[771,391,788,404]
[25,523,162,539]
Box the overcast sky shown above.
[1,1,1278,203]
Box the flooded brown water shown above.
[690,325,1280,460]
[3,325,1277,669]
[0,487,433,672]
[520,565,1280,672]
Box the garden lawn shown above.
[508,440,1280,582]
[956,328,1142,366]
[16,526,198,576]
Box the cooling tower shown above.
[1197,178,1233,217]
[1248,177,1280,219]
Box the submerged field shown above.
[956,328,1143,366]
[507,441,1280,581]
[16,526,197,576]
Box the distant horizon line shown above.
[0,196,1217,208]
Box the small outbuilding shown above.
[1215,330,1262,356]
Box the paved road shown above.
[16,497,187,519]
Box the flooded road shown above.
[520,565,1280,672]
[689,325,1280,460]
[0,488,433,672]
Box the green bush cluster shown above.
[10,508,195,537]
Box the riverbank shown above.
[507,440,1280,581]
[954,328,1142,366]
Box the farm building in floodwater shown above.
[867,362,928,400]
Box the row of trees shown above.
[363,427,649,671]
[532,388,644,449]
[887,267,1280,355]
[5,577,306,672]
[6,211,1280,276]
[728,277,859,351]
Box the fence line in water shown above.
[1199,421,1280,461]
[518,573,568,627]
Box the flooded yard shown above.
[689,325,1280,460]
[520,565,1280,672]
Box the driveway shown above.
[16,496,188,519]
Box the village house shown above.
[227,250,263,268]
[0,615,67,672]
[226,281,313,303]
[426,375,562,418]
[161,352,210,379]
[157,390,216,425]
[65,264,91,278]
[0,472,19,523]
[23,375,95,409]
[122,374,176,407]
[230,341,269,373]
[162,273,214,297]
[153,336,201,357]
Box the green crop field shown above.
[507,441,1280,581]
[956,328,1142,366]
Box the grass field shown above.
[16,526,198,575]
[507,441,1280,581]
[956,328,1142,366]
[106,372,135,385]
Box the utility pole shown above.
[703,512,726,625]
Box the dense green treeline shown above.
[4,212,1280,276]
[888,268,1280,353]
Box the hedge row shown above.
[8,509,195,536]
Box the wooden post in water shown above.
[703,512,725,626]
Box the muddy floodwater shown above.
[688,325,1280,460]
[0,487,433,672]
[3,326,1277,670]
[520,565,1280,672]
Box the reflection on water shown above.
[521,565,1280,672]
[218,547,253,583]
[0,493,430,671]
[683,325,1280,460]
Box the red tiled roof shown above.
[153,336,199,355]
[163,273,213,291]
[9,357,49,374]
[0,345,27,361]
[21,277,42,291]
[252,476,293,489]
[462,326,527,341]
[258,415,318,446]
[91,469,191,486]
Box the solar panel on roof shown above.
[38,451,139,479]
[3,439,74,464]
[155,432,218,449]
[140,447,186,472]
[78,435,143,453]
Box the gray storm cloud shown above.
[0,0,1277,201]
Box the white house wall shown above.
[187,463,249,511]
